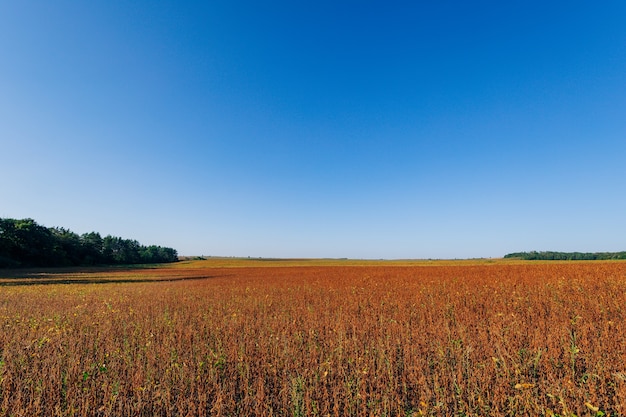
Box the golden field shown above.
[1,259,625,416]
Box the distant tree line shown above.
[504,251,626,260]
[0,218,178,268]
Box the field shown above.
[1,259,626,416]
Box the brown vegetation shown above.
[1,260,626,416]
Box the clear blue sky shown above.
[1,1,625,258]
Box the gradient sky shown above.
[1,1,625,258]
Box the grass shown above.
[1,260,625,415]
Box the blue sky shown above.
[1,1,625,258]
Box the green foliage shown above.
[504,251,626,261]
[0,218,178,267]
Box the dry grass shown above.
[1,260,626,416]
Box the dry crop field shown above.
[1,259,626,416]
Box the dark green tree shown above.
[0,217,178,267]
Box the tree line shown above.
[504,251,626,260]
[0,218,178,268]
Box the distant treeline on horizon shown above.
[0,218,178,268]
[504,251,626,260]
